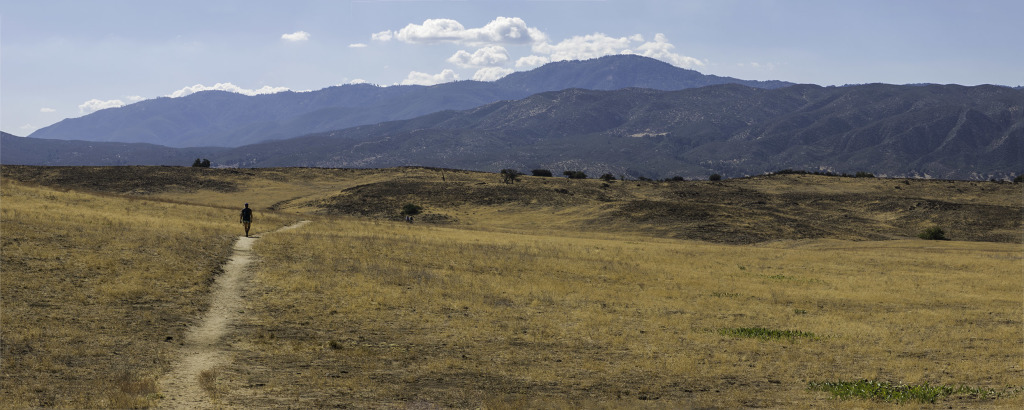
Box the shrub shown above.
[500,169,522,184]
[401,203,423,216]
[855,171,875,178]
[563,170,587,179]
[709,173,722,181]
[720,327,817,341]
[807,379,1007,404]
[531,169,553,177]
[1014,174,1023,183]
[600,173,616,182]
[665,176,685,182]
[918,226,947,240]
[191,158,211,168]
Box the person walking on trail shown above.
[240,203,253,237]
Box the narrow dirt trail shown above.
[158,221,309,409]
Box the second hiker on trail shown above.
[240,203,253,237]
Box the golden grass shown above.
[3,167,1021,408]
[0,179,292,408]
[219,218,1023,407]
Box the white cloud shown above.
[515,55,550,69]
[521,32,703,69]
[371,18,704,83]
[281,31,310,42]
[79,99,126,114]
[447,45,510,68]
[473,67,514,81]
[372,30,394,42]
[531,33,636,62]
[40,107,56,113]
[166,83,290,98]
[634,33,704,68]
[391,17,546,45]
[400,69,459,86]
[127,95,145,102]
[349,43,368,48]
[349,79,368,85]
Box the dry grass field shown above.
[0,171,293,408]
[222,220,1022,408]
[2,165,1021,408]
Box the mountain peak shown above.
[496,55,792,93]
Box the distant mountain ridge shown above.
[26,55,792,148]
[5,55,1021,180]
[1,131,226,166]
[5,83,1022,180]
[207,83,1022,180]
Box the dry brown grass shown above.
[198,369,219,398]
[219,218,1022,408]
[2,166,1021,408]
[0,179,291,408]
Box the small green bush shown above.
[719,327,816,341]
[1014,174,1023,183]
[563,170,587,179]
[599,173,616,182]
[709,173,722,181]
[808,379,1010,404]
[531,169,553,177]
[401,203,422,216]
[918,226,947,240]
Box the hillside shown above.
[3,165,1019,244]
[218,83,1024,180]
[0,132,226,166]
[26,55,791,148]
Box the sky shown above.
[2,0,1022,136]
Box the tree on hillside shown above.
[192,158,211,168]
[500,169,522,184]
[532,169,553,177]
[564,170,587,179]
[709,173,722,181]
[918,226,948,240]
[600,173,616,182]
[401,203,422,216]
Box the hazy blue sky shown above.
[3,0,1022,136]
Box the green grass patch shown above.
[808,379,1019,404]
[719,327,817,341]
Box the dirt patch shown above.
[158,221,308,409]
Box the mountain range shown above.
[3,55,1022,180]
[24,55,792,148]
[213,83,1024,180]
